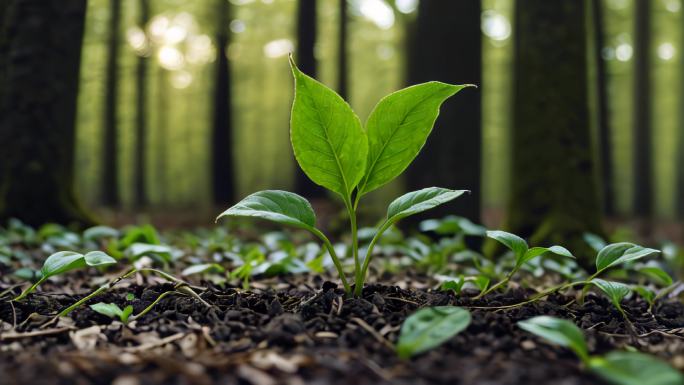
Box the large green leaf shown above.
[84,251,117,266]
[397,306,471,358]
[486,230,528,261]
[595,243,660,273]
[289,57,367,197]
[41,251,87,278]
[518,246,574,269]
[358,82,470,195]
[588,351,684,385]
[386,188,467,223]
[217,190,316,231]
[517,316,589,363]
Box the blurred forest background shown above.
[1,0,684,246]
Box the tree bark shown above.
[632,0,652,220]
[102,0,122,207]
[133,0,150,208]
[591,0,614,216]
[508,0,603,269]
[211,0,235,205]
[678,4,684,221]
[337,0,348,100]
[294,0,327,198]
[405,0,482,222]
[0,0,94,226]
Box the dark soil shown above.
[1,276,683,385]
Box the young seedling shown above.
[90,303,134,324]
[476,230,573,298]
[13,250,117,301]
[396,306,471,358]
[590,278,632,318]
[217,56,473,296]
[518,316,683,385]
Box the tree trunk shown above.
[211,0,235,205]
[678,6,684,221]
[405,0,482,222]
[133,0,150,208]
[0,0,93,226]
[102,0,122,207]
[337,0,348,100]
[591,0,614,216]
[508,0,603,269]
[632,0,652,221]
[294,0,326,198]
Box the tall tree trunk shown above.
[0,0,93,226]
[156,69,169,205]
[405,0,482,222]
[591,0,614,216]
[102,0,122,207]
[337,0,348,100]
[133,0,150,208]
[294,0,326,198]
[632,0,652,221]
[211,0,234,205]
[508,0,603,269]
[677,7,684,221]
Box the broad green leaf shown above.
[591,279,631,310]
[289,56,367,197]
[518,246,574,268]
[83,251,117,267]
[518,316,589,363]
[588,351,684,385]
[386,188,467,223]
[217,190,316,231]
[637,266,673,286]
[397,306,471,358]
[41,251,85,278]
[181,263,225,276]
[596,243,660,273]
[358,82,471,195]
[90,303,124,319]
[486,230,528,260]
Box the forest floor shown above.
[2,273,683,385]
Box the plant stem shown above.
[474,274,511,299]
[345,198,361,295]
[310,228,351,293]
[58,283,110,317]
[13,277,46,301]
[129,290,177,321]
[355,220,391,297]
[470,280,589,310]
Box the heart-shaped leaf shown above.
[358,82,471,196]
[217,190,317,231]
[41,251,87,278]
[397,306,471,358]
[486,230,528,261]
[518,246,574,268]
[588,351,684,385]
[518,316,589,363]
[595,243,660,273]
[387,188,467,224]
[637,266,673,286]
[289,56,368,198]
[591,279,631,311]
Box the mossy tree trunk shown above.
[337,0,348,100]
[295,0,326,198]
[133,0,150,208]
[211,0,235,205]
[102,0,122,207]
[405,0,482,223]
[508,0,603,269]
[0,0,93,227]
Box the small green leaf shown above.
[83,226,120,241]
[386,188,467,223]
[289,56,368,197]
[397,306,471,358]
[358,82,471,195]
[419,215,486,236]
[125,293,136,301]
[596,243,660,273]
[633,286,655,305]
[217,190,316,231]
[637,267,673,286]
[583,232,607,252]
[591,279,631,311]
[518,246,573,268]
[125,243,173,260]
[90,303,124,319]
[83,251,117,267]
[441,276,465,295]
[41,251,86,278]
[518,316,589,363]
[181,263,225,276]
[588,351,684,385]
[472,275,490,292]
[486,230,528,261]
[121,305,134,323]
